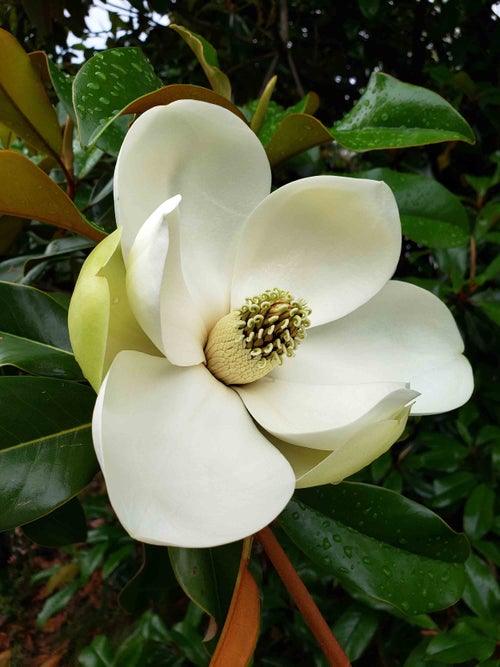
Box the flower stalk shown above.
[255,525,351,667]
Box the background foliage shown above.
[0,1,499,665]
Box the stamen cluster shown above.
[238,289,311,369]
[205,288,311,386]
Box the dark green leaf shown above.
[36,579,80,628]
[79,542,108,582]
[22,497,87,546]
[296,483,469,561]
[355,168,470,247]
[280,488,467,615]
[0,377,97,529]
[169,542,241,626]
[462,553,500,618]
[47,57,76,122]
[431,472,478,508]
[426,618,496,663]
[78,635,114,667]
[358,0,380,19]
[0,331,82,379]
[463,484,495,540]
[119,544,178,613]
[470,290,500,326]
[74,47,162,149]
[332,72,475,150]
[332,603,379,661]
[0,237,94,284]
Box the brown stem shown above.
[469,234,477,284]
[255,526,351,667]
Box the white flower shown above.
[69,100,473,548]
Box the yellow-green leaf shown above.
[0,28,62,158]
[170,24,232,100]
[250,75,277,135]
[0,150,105,242]
[121,83,247,123]
[265,113,333,166]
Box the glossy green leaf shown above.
[356,168,470,247]
[463,484,495,540]
[47,57,76,122]
[37,579,81,628]
[280,485,468,615]
[0,28,62,159]
[0,236,94,284]
[0,281,82,379]
[0,376,97,529]
[78,635,114,667]
[170,24,231,99]
[169,542,241,627]
[332,603,379,661]
[425,618,496,663]
[0,151,106,242]
[470,290,500,326]
[297,483,469,561]
[74,47,162,149]
[22,497,87,546]
[332,72,475,150]
[462,553,500,618]
[431,472,478,508]
[0,324,80,377]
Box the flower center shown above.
[205,288,311,385]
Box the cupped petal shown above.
[271,280,473,414]
[68,229,159,392]
[273,407,411,487]
[231,176,401,326]
[93,351,295,548]
[126,195,181,353]
[125,195,207,364]
[236,376,417,450]
[115,100,271,331]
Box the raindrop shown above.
[291,512,299,520]
[87,82,100,90]
[99,97,111,105]
[382,566,392,577]
[381,112,389,121]
[95,71,107,81]
[323,538,331,549]
[112,297,120,304]
[322,520,330,529]
[338,567,349,575]
[343,546,353,558]
[401,601,410,611]
[362,556,371,565]
[332,534,342,543]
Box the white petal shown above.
[115,100,271,330]
[236,376,417,450]
[273,407,411,487]
[271,280,473,414]
[93,351,295,548]
[159,203,207,366]
[231,176,401,326]
[126,196,181,352]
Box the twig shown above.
[255,526,351,667]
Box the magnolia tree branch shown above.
[255,526,351,667]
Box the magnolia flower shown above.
[69,100,473,548]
